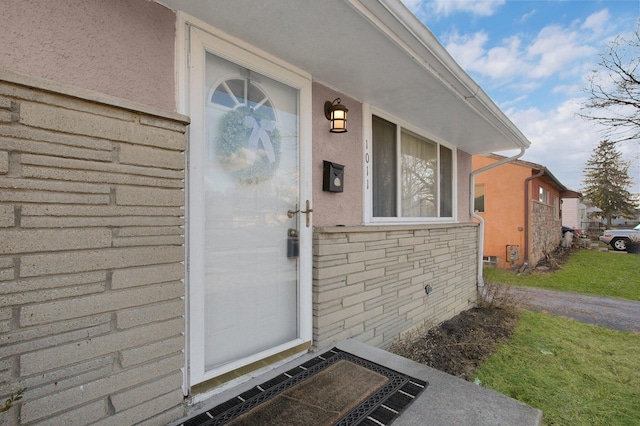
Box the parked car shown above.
[599,224,640,251]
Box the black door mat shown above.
[181,348,428,426]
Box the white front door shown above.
[187,26,312,386]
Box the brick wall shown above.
[313,223,479,350]
[530,200,561,266]
[0,70,188,425]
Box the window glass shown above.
[371,115,454,220]
[474,184,485,213]
[401,130,436,217]
[539,186,550,204]
[372,116,397,217]
[440,145,453,217]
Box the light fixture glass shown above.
[324,98,348,133]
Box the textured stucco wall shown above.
[312,83,363,227]
[0,0,176,112]
[472,156,529,267]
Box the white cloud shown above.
[446,32,526,80]
[508,97,602,191]
[402,0,505,18]
[552,84,583,96]
[581,9,611,35]
[442,14,603,100]
[519,9,536,24]
[526,25,597,79]
[429,0,506,17]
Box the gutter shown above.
[523,168,546,266]
[470,148,527,289]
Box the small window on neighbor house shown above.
[474,184,485,213]
[539,186,550,204]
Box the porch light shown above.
[324,98,348,133]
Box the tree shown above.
[581,25,640,144]
[582,139,635,226]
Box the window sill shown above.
[314,222,478,233]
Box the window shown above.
[554,195,560,219]
[474,184,485,213]
[370,115,454,220]
[538,185,550,204]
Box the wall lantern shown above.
[324,98,348,133]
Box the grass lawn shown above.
[483,249,640,301]
[474,311,640,426]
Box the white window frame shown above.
[363,104,457,224]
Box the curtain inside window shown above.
[401,130,436,217]
[440,145,453,217]
[372,116,397,217]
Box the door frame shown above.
[177,13,313,393]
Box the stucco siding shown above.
[0,0,176,112]
[472,157,529,267]
[311,83,363,227]
[0,70,188,425]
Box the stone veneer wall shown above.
[529,200,561,266]
[313,223,479,350]
[0,70,188,425]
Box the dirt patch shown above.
[390,285,521,380]
[529,245,576,272]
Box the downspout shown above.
[470,148,526,291]
[523,168,546,267]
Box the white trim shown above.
[362,104,372,224]
[364,106,458,225]
[178,13,313,391]
[176,13,191,398]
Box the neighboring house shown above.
[0,1,530,424]
[473,155,578,269]
[561,198,587,231]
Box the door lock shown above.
[287,228,299,258]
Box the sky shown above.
[402,0,640,195]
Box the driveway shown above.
[502,285,640,333]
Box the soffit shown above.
[157,0,530,154]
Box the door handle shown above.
[287,200,312,227]
[300,200,313,228]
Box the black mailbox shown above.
[323,161,344,192]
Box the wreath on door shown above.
[216,106,281,184]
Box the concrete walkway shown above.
[175,339,542,426]
[503,285,640,333]
[338,340,542,426]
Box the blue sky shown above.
[402,0,640,194]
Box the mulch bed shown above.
[390,306,521,380]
